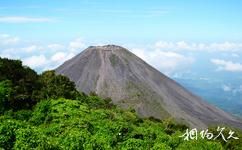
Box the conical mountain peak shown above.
[87,45,126,51]
[56,45,242,129]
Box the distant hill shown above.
[56,45,242,129]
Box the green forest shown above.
[0,57,242,150]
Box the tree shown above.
[36,70,81,101]
[0,58,84,111]
[0,58,39,110]
[0,80,12,113]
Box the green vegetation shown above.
[0,58,82,111]
[2,98,232,150]
[35,70,81,101]
[0,58,39,110]
[0,80,12,113]
[0,57,242,149]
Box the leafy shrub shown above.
[152,143,172,150]
[120,138,149,150]
[0,119,27,149]
[8,109,32,121]
[0,99,241,149]
[30,100,52,125]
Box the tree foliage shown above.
[0,80,12,113]
[34,70,81,101]
[1,98,236,149]
[0,58,39,110]
[0,58,82,111]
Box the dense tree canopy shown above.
[35,70,81,101]
[1,98,241,149]
[0,57,82,111]
[0,58,39,110]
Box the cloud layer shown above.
[221,84,242,95]
[211,59,242,72]
[1,34,242,76]
[0,34,19,45]
[155,41,242,52]
[131,48,194,75]
[0,34,86,71]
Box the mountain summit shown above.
[56,45,242,129]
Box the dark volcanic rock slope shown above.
[56,45,242,129]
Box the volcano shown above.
[56,45,242,129]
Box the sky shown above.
[1,0,242,42]
[0,0,242,96]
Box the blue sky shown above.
[0,0,242,78]
[1,0,242,42]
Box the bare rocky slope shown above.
[56,45,242,129]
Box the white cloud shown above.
[51,52,75,63]
[131,48,194,75]
[69,38,86,52]
[154,41,174,49]
[51,52,66,62]
[209,42,242,51]
[154,41,206,51]
[221,84,242,94]
[154,41,242,52]
[222,85,231,92]
[0,34,88,72]
[1,45,43,57]
[0,34,19,45]
[42,52,75,70]
[47,44,65,51]
[0,16,53,23]
[3,33,240,76]
[211,59,242,72]
[0,52,20,60]
[20,45,43,53]
[23,55,48,68]
[22,52,75,71]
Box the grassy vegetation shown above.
[1,57,242,149]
